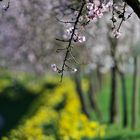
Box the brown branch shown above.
[56,17,75,24]
[69,51,80,64]
[2,0,10,11]
[117,2,127,32]
[60,2,86,82]
[55,38,69,42]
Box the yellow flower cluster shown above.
[0,79,11,92]
[2,78,106,140]
[57,80,106,140]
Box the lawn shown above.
[97,74,140,140]
[0,72,140,140]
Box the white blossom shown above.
[78,36,86,43]
[73,68,77,72]
[87,2,94,11]
[51,64,57,72]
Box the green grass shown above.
[96,74,140,140]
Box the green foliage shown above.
[0,78,38,136]
[1,72,140,140]
[0,74,106,140]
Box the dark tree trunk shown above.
[131,57,139,129]
[108,24,119,124]
[119,72,128,127]
[110,65,118,123]
[74,71,90,118]
[88,71,102,120]
[96,67,103,91]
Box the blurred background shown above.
[0,0,140,140]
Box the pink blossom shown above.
[96,9,103,18]
[112,29,122,38]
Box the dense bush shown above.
[1,77,106,140]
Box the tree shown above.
[74,68,90,118]
[132,56,139,129]
[108,27,119,123]
[88,70,102,119]
[0,0,61,74]
[125,0,140,18]
[1,0,140,127]
[53,0,140,81]
[131,41,140,129]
